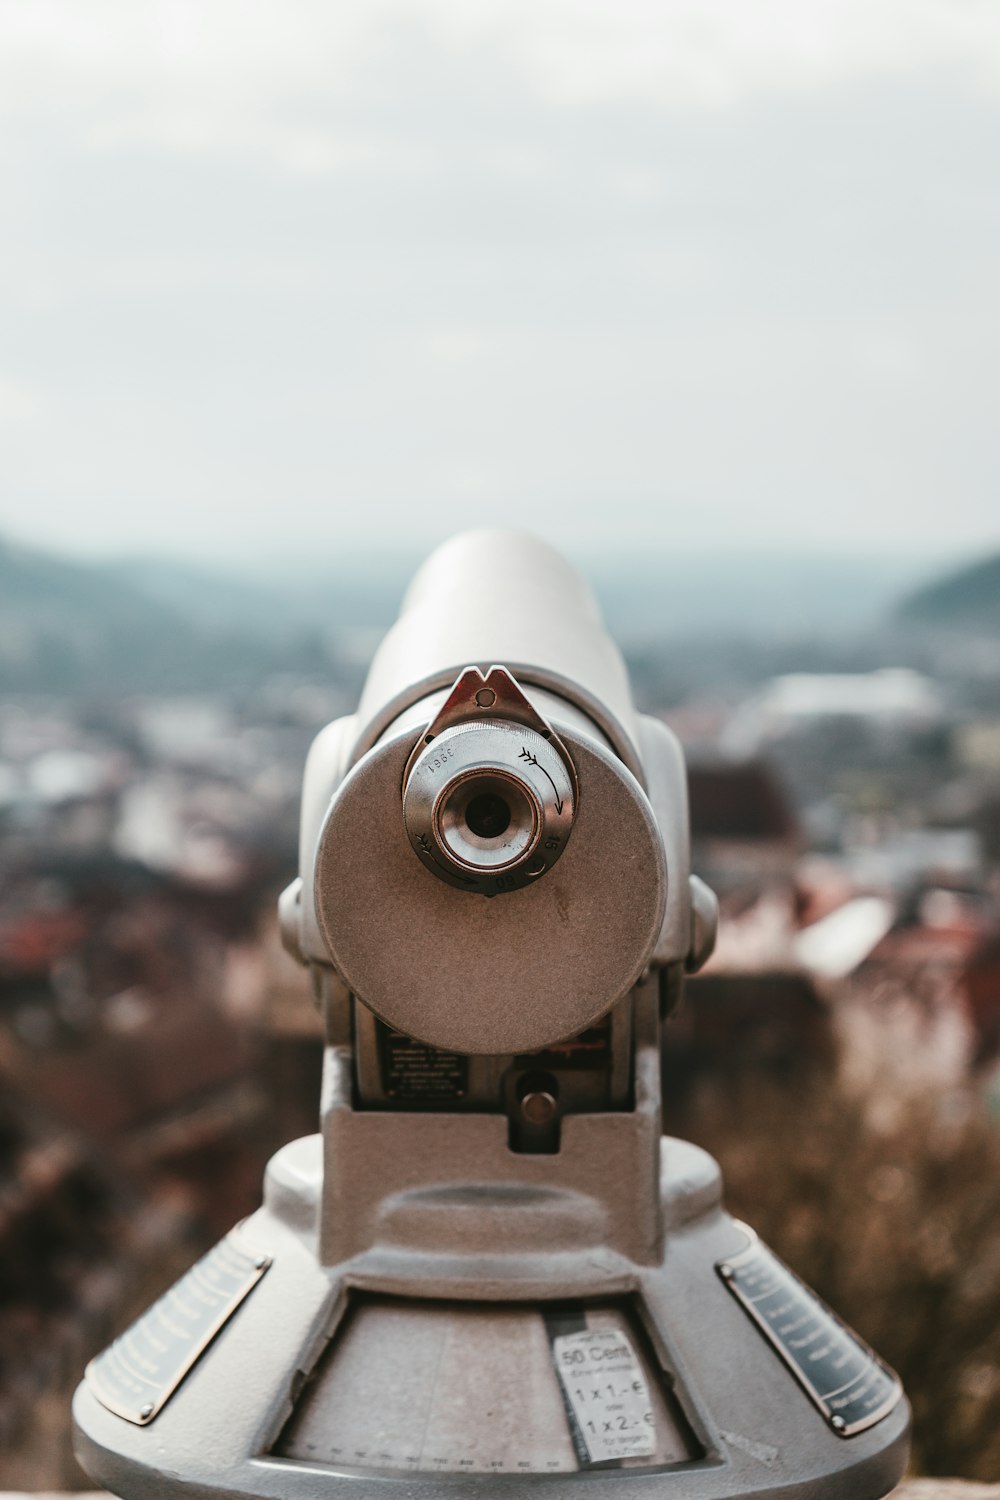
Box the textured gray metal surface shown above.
[8,1481,993,1500]
[288,699,697,978]
[74,1134,909,1500]
[313,728,666,1055]
[318,986,665,1267]
[273,1299,697,1473]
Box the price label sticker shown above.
[552,1328,656,1464]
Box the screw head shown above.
[139,1403,154,1421]
[474,687,497,708]
[521,1090,558,1125]
[831,1415,847,1434]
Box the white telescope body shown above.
[73,532,909,1500]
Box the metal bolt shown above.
[255,1256,268,1270]
[830,1415,847,1434]
[139,1403,154,1421]
[521,1090,558,1126]
[719,1264,734,1281]
[474,687,497,707]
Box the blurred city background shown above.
[1,1,999,1490]
[2,539,1000,1484]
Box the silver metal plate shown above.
[274,1297,699,1475]
[86,1233,270,1425]
[717,1238,902,1437]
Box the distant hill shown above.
[2,531,988,695]
[585,551,935,643]
[112,545,935,646]
[896,552,1000,631]
[0,537,326,693]
[103,552,414,640]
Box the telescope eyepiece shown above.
[403,718,575,896]
[436,765,539,872]
[463,789,512,840]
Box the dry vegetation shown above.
[666,982,1000,1481]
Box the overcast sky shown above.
[1,0,999,566]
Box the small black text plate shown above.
[717,1237,902,1438]
[86,1233,270,1425]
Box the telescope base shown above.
[73,1134,909,1500]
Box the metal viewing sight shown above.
[73,532,910,1500]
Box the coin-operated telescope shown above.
[74,532,909,1500]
